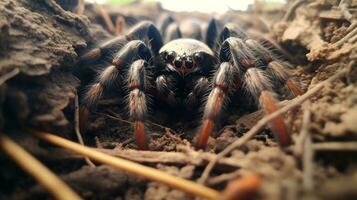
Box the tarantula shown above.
[79,18,302,150]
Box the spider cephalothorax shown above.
[79,18,302,150]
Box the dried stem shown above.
[334,26,357,47]
[313,142,357,151]
[93,2,115,34]
[0,133,82,200]
[334,1,357,47]
[76,0,85,15]
[302,117,314,191]
[29,130,221,200]
[0,68,19,86]
[294,105,311,157]
[74,93,96,167]
[198,68,348,185]
[283,0,306,21]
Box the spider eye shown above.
[174,57,182,68]
[193,52,203,64]
[185,57,194,69]
[165,51,175,63]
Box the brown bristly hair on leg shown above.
[259,90,290,146]
[196,62,235,149]
[80,65,119,132]
[244,67,290,146]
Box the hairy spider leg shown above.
[80,21,163,64]
[245,39,302,96]
[185,77,210,110]
[80,40,153,149]
[219,24,301,97]
[229,37,291,147]
[79,64,119,131]
[155,75,178,106]
[197,35,292,149]
[205,18,218,49]
[127,60,149,150]
[197,62,237,149]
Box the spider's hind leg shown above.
[221,37,291,147]
[244,67,291,146]
[245,39,302,96]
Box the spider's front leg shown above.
[155,75,177,106]
[127,60,149,150]
[185,77,210,110]
[80,40,153,149]
[197,62,236,149]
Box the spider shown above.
[79,18,302,150]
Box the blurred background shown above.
[85,0,287,13]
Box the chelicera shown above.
[79,19,302,150]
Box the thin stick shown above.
[302,121,314,191]
[0,68,19,86]
[313,142,357,151]
[0,133,82,200]
[294,106,311,157]
[29,130,221,200]
[334,27,357,47]
[198,68,348,185]
[74,92,96,167]
[93,2,115,34]
[283,0,306,21]
[100,112,180,135]
[76,0,85,15]
[339,0,354,23]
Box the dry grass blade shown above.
[313,142,357,151]
[283,0,306,21]
[199,68,348,185]
[74,93,96,167]
[294,106,311,156]
[29,130,221,200]
[300,108,314,191]
[0,133,82,200]
[93,2,115,34]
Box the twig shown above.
[29,146,246,169]
[29,130,221,200]
[93,2,115,34]
[198,68,348,185]
[294,106,311,157]
[74,93,96,167]
[302,120,314,191]
[0,68,19,86]
[313,142,357,151]
[207,170,241,186]
[0,133,82,200]
[100,112,180,135]
[115,16,126,35]
[334,26,357,47]
[283,0,306,21]
[339,0,355,23]
[76,0,85,15]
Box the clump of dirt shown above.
[0,0,356,200]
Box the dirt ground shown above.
[0,0,356,200]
